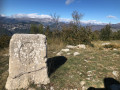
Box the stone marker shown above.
[6,34,50,90]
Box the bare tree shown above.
[72,10,83,26]
[50,13,60,29]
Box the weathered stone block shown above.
[6,34,50,90]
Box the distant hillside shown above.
[0,15,120,32]
[0,28,12,36]
[91,23,120,31]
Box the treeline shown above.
[30,23,120,45]
[0,22,120,49]
[0,11,120,49]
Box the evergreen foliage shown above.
[30,24,44,34]
[100,24,112,40]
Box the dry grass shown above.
[47,38,66,57]
[0,40,120,90]
[0,48,9,90]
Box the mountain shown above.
[91,23,120,31]
[0,15,120,32]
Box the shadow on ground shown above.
[88,78,120,90]
[47,56,67,77]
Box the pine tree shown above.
[30,24,39,34]
[38,24,44,34]
[100,24,111,40]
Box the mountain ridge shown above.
[0,15,120,32]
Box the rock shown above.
[73,52,80,56]
[74,89,77,90]
[53,52,56,53]
[80,81,86,86]
[5,34,50,90]
[66,45,77,49]
[101,43,110,46]
[113,48,117,51]
[67,53,71,55]
[37,84,41,88]
[61,49,70,52]
[86,77,91,80]
[28,88,36,90]
[82,86,86,90]
[77,44,86,49]
[112,71,119,77]
[50,86,54,90]
[56,51,62,56]
[64,88,69,90]
[87,71,93,76]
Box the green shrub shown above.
[0,35,11,49]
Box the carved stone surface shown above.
[19,42,36,64]
[6,34,50,90]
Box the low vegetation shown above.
[0,40,120,89]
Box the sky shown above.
[1,0,120,24]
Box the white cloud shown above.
[6,13,107,25]
[81,20,107,25]
[60,18,107,25]
[11,13,51,19]
[0,14,6,17]
[65,0,75,5]
[60,18,72,22]
[107,15,117,19]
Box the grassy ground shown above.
[0,48,9,90]
[0,40,120,90]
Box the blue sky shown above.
[1,0,120,24]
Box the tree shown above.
[92,30,100,40]
[45,26,51,37]
[38,24,44,34]
[112,30,120,40]
[72,10,83,26]
[100,24,112,40]
[30,24,39,34]
[50,13,60,30]
[30,24,44,34]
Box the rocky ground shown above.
[0,41,120,90]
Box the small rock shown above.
[37,84,41,88]
[50,86,54,90]
[73,52,80,56]
[69,75,74,78]
[102,43,110,46]
[80,81,86,86]
[28,88,35,90]
[87,71,92,76]
[61,49,70,52]
[67,53,71,55]
[82,86,86,90]
[73,89,77,90]
[66,45,77,49]
[56,51,62,56]
[84,59,89,62]
[77,44,86,49]
[113,48,117,51]
[112,71,119,77]
[86,78,91,80]
[64,88,69,90]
